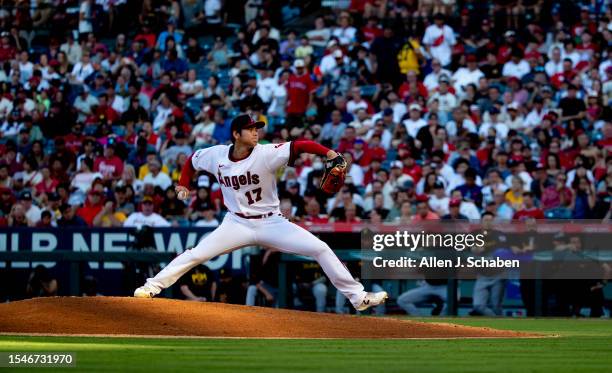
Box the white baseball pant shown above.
[145,213,367,308]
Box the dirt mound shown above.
[0,297,535,339]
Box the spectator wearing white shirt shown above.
[153,94,174,131]
[422,13,456,67]
[523,96,548,130]
[17,51,34,84]
[504,102,525,130]
[73,87,99,122]
[562,40,581,67]
[107,86,126,114]
[545,47,563,77]
[446,107,477,137]
[19,191,42,225]
[71,157,103,194]
[180,69,204,99]
[194,208,220,227]
[256,68,277,104]
[366,118,393,150]
[502,51,530,79]
[71,53,94,84]
[479,107,509,141]
[142,159,173,190]
[451,55,484,95]
[60,33,83,65]
[123,196,171,228]
[387,91,407,124]
[402,103,427,138]
[423,59,452,92]
[346,87,370,117]
[428,181,450,216]
[306,16,331,48]
[332,12,357,46]
[78,0,94,35]
[428,76,457,114]
[319,40,348,75]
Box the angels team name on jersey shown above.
[191,143,291,215]
[217,170,260,190]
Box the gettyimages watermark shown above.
[361,220,612,280]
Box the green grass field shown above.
[1,318,611,372]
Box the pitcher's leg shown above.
[146,217,254,294]
[257,219,366,308]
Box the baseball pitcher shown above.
[134,114,387,311]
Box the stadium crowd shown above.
[0,0,610,315]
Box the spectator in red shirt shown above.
[337,126,358,154]
[64,123,85,154]
[77,190,105,226]
[303,199,329,224]
[34,166,59,197]
[363,158,382,186]
[513,192,544,220]
[92,94,120,125]
[367,135,387,161]
[398,70,428,101]
[541,173,573,211]
[134,24,157,49]
[350,139,370,167]
[412,198,440,221]
[401,153,422,184]
[0,32,16,62]
[360,16,383,43]
[94,143,124,181]
[286,59,317,127]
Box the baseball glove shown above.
[320,155,347,194]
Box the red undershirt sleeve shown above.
[178,154,196,188]
[289,140,331,166]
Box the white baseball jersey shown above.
[191,143,292,216]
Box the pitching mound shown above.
[0,297,536,339]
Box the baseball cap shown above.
[383,108,393,116]
[466,54,477,63]
[142,195,154,203]
[507,102,519,111]
[409,103,422,111]
[504,30,516,38]
[414,194,428,203]
[433,181,444,189]
[449,198,462,207]
[293,59,305,68]
[333,50,343,58]
[439,75,450,84]
[19,191,32,200]
[48,192,60,201]
[231,114,265,134]
[390,160,403,169]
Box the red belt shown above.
[234,211,275,219]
